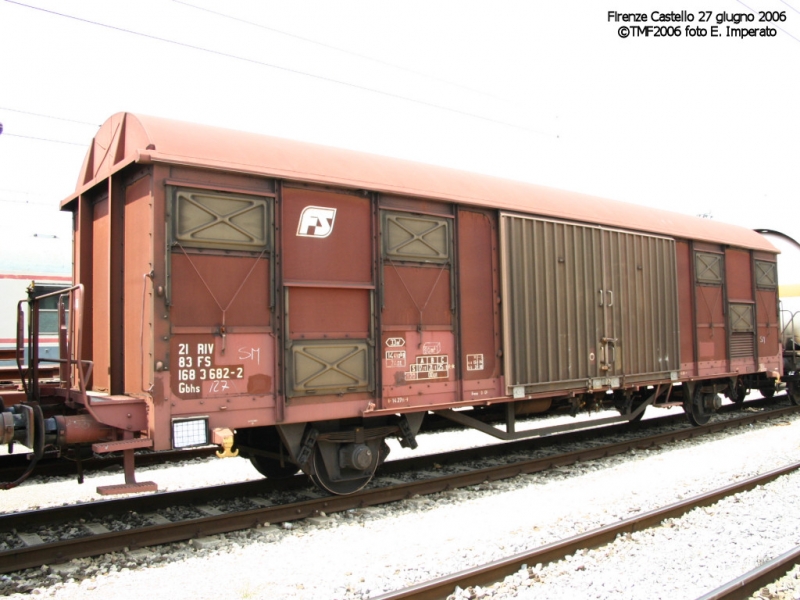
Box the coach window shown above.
[31,284,70,335]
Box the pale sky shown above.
[2,0,799,252]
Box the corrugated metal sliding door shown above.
[282,187,374,398]
[500,213,679,394]
[601,229,680,381]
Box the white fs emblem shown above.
[297,206,337,238]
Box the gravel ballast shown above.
[1,408,800,599]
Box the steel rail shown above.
[3,402,795,531]
[696,545,800,600]
[0,403,798,574]
[371,462,800,600]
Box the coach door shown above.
[281,187,375,401]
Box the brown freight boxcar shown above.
[1,113,783,495]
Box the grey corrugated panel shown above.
[500,213,679,393]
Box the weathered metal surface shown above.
[288,340,371,396]
[287,287,370,339]
[379,200,457,408]
[123,175,153,394]
[457,209,501,389]
[282,187,372,285]
[676,240,696,371]
[500,214,679,393]
[53,414,112,445]
[65,113,777,254]
[754,258,780,363]
[381,330,457,408]
[381,265,452,328]
[694,244,728,372]
[91,197,111,392]
[169,254,272,329]
[726,248,756,366]
[282,186,374,399]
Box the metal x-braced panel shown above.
[288,340,371,397]
[173,189,270,251]
[382,212,450,263]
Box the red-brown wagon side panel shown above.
[282,187,372,285]
[91,197,111,392]
[725,249,754,302]
[170,254,272,329]
[676,240,696,373]
[753,253,781,367]
[379,198,457,409]
[381,266,452,329]
[456,208,502,400]
[123,174,154,395]
[281,186,375,401]
[693,243,727,375]
[73,195,95,379]
[725,248,757,372]
[288,287,370,339]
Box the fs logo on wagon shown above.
[297,206,337,238]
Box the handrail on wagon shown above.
[16,284,93,407]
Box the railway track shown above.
[698,545,800,600]
[372,462,800,600]
[1,402,798,577]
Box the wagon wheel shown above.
[788,380,800,406]
[308,439,384,495]
[249,455,300,479]
[761,385,776,399]
[726,379,747,407]
[684,386,712,426]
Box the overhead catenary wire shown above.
[4,0,554,137]
[0,106,99,127]
[778,0,800,15]
[2,132,88,147]
[734,0,800,43]
[170,0,517,106]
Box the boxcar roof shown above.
[63,112,776,253]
